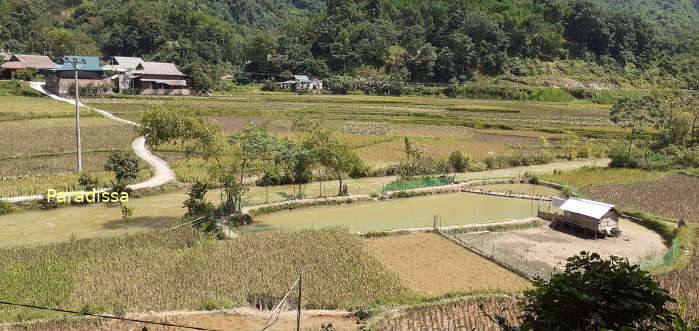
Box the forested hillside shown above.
[592,0,699,37]
[0,0,697,91]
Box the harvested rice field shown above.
[583,174,699,222]
[363,233,530,295]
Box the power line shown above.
[0,301,218,331]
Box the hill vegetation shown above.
[0,0,697,91]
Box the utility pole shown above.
[296,270,304,331]
[65,56,86,172]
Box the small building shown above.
[554,197,621,236]
[0,54,57,79]
[103,56,144,93]
[45,56,110,96]
[131,61,190,95]
[279,75,323,92]
[102,56,143,73]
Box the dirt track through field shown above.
[1,83,175,202]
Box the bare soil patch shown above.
[455,220,667,271]
[363,233,531,295]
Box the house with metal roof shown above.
[0,54,57,79]
[552,197,622,237]
[130,61,190,95]
[279,75,323,92]
[103,56,143,72]
[45,56,110,95]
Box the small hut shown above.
[553,197,621,237]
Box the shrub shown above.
[13,69,37,81]
[104,151,140,184]
[467,160,488,172]
[519,252,683,330]
[260,79,278,92]
[78,172,99,191]
[447,151,469,172]
[0,200,18,214]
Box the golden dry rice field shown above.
[363,233,530,295]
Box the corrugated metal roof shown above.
[134,62,184,76]
[113,56,143,69]
[1,54,57,69]
[55,56,103,71]
[559,197,615,220]
[293,75,312,83]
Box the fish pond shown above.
[247,192,553,233]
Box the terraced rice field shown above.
[583,174,699,222]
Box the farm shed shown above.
[553,197,621,236]
[131,61,191,95]
[0,54,57,79]
[280,75,323,92]
[45,56,110,95]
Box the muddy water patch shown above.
[247,193,551,233]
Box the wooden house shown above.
[102,56,143,93]
[553,197,621,236]
[45,56,110,95]
[131,61,190,95]
[1,54,57,79]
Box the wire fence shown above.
[440,230,558,281]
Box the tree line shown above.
[0,0,697,91]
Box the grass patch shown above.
[0,228,411,323]
[383,176,453,192]
[0,81,41,97]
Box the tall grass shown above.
[0,228,411,323]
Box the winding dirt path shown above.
[1,83,175,202]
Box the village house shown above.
[102,56,143,93]
[550,197,622,238]
[45,56,110,96]
[130,61,190,95]
[0,54,57,80]
[279,75,323,92]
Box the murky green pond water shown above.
[471,183,561,197]
[248,193,552,233]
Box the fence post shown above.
[296,270,303,331]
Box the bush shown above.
[78,172,100,191]
[260,79,278,92]
[104,151,140,184]
[13,68,37,81]
[447,151,469,172]
[0,200,18,214]
[323,76,355,95]
[519,252,682,330]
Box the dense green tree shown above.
[517,252,688,330]
[104,151,140,184]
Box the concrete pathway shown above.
[2,83,175,202]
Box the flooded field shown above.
[471,183,562,197]
[248,193,551,233]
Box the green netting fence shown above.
[638,239,683,270]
